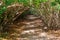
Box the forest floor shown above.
[1,15,60,40]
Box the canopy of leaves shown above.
[50,0,60,10]
[1,0,60,15]
[4,0,15,6]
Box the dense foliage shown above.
[0,0,60,39]
[0,0,60,14]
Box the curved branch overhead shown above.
[3,4,30,24]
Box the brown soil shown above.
[2,15,60,40]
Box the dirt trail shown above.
[3,15,60,40]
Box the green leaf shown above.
[18,0,29,6]
[55,0,60,4]
[2,6,7,11]
[40,0,48,3]
[23,0,28,6]
[56,5,60,10]
[18,0,22,3]
[4,0,14,6]
[0,6,7,14]
[51,2,57,6]
[55,0,60,2]
[33,0,40,8]
[0,10,3,14]
[18,0,25,3]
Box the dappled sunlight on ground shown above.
[1,15,60,40]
